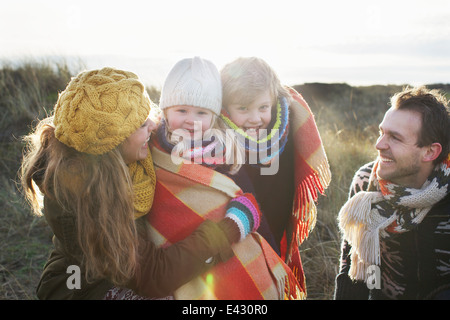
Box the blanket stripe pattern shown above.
[147,143,303,300]
[277,88,332,290]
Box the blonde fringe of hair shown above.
[20,117,140,286]
[221,57,292,109]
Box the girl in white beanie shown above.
[157,56,243,173]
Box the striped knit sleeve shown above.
[349,161,375,198]
[225,193,262,242]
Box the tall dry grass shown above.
[295,83,389,299]
[300,127,378,299]
[0,59,78,299]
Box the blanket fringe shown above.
[284,266,306,300]
[256,233,304,300]
[284,159,331,264]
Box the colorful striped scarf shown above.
[221,87,332,288]
[155,119,226,167]
[146,140,303,300]
[338,154,450,282]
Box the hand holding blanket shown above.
[224,193,262,242]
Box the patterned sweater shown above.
[335,162,450,300]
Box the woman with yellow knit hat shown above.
[20,67,258,299]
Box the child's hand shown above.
[224,193,262,242]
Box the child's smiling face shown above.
[166,105,214,137]
[225,90,274,137]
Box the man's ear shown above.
[423,143,442,162]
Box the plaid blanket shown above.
[280,88,332,279]
[147,143,303,300]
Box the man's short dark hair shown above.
[390,86,450,164]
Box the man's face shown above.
[375,107,430,188]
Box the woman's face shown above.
[120,117,157,164]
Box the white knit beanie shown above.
[159,57,222,115]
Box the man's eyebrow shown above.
[379,125,406,139]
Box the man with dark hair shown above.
[335,86,450,300]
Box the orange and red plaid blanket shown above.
[280,88,332,289]
[147,144,303,300]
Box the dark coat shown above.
[335,162,450,300]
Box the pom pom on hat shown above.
[159,57,222,115]
[54,67,152,155]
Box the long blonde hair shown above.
[20,117,140,286]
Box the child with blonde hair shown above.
[220,57,332,296]
[147,57,301,299]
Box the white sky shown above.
[1,0,450,86]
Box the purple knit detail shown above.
[230,195,260,231]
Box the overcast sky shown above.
[1,0,449,86]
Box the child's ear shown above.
[422,143,442,162]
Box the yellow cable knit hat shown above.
[54,67,151,155]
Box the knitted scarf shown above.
[155,119,226,167]
[147,139,303,300]
[128,146,156,219]
[221,87,331,286]
[338,154,450,282]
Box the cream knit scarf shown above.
[338,155,450,282]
